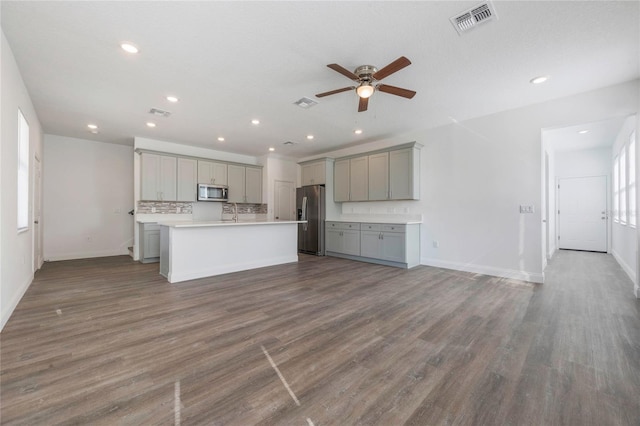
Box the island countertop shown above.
[158,219,305,228]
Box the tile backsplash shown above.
[137,201,193,214]
[222,203,268,214]
[137,201,268,215]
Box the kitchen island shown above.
[158,220,304,283]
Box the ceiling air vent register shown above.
[293,97,318,109]
[149,108,171,117]
[450,2,498,35]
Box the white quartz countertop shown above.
[328,218,422,225]
[158,220,305,228]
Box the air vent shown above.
[450,1,497,35]
[293,97,318,109]
[149,108,171,117]
[283,141,297,146]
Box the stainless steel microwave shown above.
[197,184,228,202]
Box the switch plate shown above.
[520,205,534,214]
[432,240,439,248]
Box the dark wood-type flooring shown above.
[1,250,639,425]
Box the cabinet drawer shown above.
[327,222,360,230]
[381,224,405,233]
[361,223,382,231]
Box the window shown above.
[630,131,637,227]
[620,147,627,224]
[17,109,29,231]
[614,156,619,222]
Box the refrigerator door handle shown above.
[302,196,308,231]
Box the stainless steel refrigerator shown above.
[296,185,325,255]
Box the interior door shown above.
[558,176,607,252]
[33,156,42,270]
[274,180,295,220]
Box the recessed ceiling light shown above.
[87,124,98,130]
[530,75,549,84]
[166,96,179,103]
[89,130,99,134]
[251,119,260,125]
[307,135,314,140]
[146,122,156,128]
[217,137,225,142]
[269,147,275,152]
[354,129,363,135]
[120,43,139,54]
[578,130,589,134]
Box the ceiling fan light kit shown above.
[316,56,416,112]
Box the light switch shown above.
[519,205,534,214]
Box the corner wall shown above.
[42,135,134,261]
[1,31,44,330]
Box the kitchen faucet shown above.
[232,202,238,222]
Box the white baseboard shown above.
[611,249,637,286]
[1,273,33,331]
[45,248,130,262]
[421,257,544,284]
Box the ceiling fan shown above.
[315,56,416,112]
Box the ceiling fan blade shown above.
[315,86,355,98]
[377,84,416,99]
[372,56,412,80]
[327,63,359,81]
[358,96,369,112]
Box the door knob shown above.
[34,220,39,224]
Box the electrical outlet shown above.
[433,240,439,248]
[151,207,156,213]
[176,207,181,213]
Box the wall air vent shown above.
[293,97,318,109]
[149,108,171,117]
[283,141,297,146]
[450,1,498,35]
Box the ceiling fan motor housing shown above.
[355,65,378,82]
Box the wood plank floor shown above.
[1,251,639,425]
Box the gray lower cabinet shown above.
[326,221,420,268]
[139,223,160,263]
[326,222,361,256]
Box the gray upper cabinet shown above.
[177,158,197,202]
[332,142,421,202]
[334,159,350,202]
[301,161,326,186]
[368,152,389,200]
[228,164,262,203]
[349,156,369,201]
[198,160,227,185]
[141,153,177,201]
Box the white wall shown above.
[611,115,638,284]
[303,80,639,283]
[1,31,44,330]
[43,135,134,261]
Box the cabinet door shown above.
[301,164,314,186]
[227,165,246,203]
[342,230,361,256]
[212,162,228,185]
[349,156,369,201]
[245,167,262,203]
[334,159,350,202]
[380,232,406,262]
[159,156,177,201]
[177,158,197,202]
[389,148,413,200]
[326,229,342,253]
[368,152,389,200]
[144,230,161,258]
[360,230,382,258]
[141,153,160,200]
[197,160,213,184]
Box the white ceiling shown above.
[544,116,629,153]
[2,1,638,158]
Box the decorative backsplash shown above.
[222,203,268,214]
[137,201,193,214]
[137,201,267,215]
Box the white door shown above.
[33,156,42,270]
[274,180,295,220]
[558,176,607,252]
